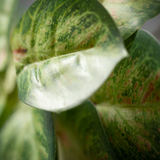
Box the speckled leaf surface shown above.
[11,0,127,112]
[0,0,18,71]
[91,29,160,106]
[0,102,56,160]
[99,0,160,39]
[97,104,160,160]
[54,101,116,160]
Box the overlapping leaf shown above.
[97,104,160,160]
[99,0,160,39]
[0,102,56,160]
[11,0,127,112]
[91,29,160,106]
[54,101,116,160]
[91,30,160,159]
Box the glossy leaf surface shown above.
[0,102,56,160]
[97,104,160,160]
[12,0,127,112]
[99,0,160,39]
[91,29,160,106]
[54,101,116,160]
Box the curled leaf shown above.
[12,0,127,112]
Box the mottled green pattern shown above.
[97,104,160,160]
[54,101,116,160]
[99,0,160,39]
[12,0,125,72]
[0,102,56,160]
[91,30,160,106]
[13,0,127,112]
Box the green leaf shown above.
[99,0,160,39]
[97,104,160,160]
[0,0,18,71]
[11,0,127,112]
[0,85,19,129]
[0,58,16,117]
[0,0,18,115]
[54,101,116,160]
[91,29,160,106]
[0,101,57,160]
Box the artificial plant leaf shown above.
[97,104,160,160]
[11,0,127,112]
[0,0,18,71]
[0,101,56,160]
[99,0,160,40]
[91,29,160,106]
[54,101,116,160]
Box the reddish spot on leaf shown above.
[126,69,130,76]
[117,94,121,100]
[155,71,160,80]
[134,82,138,90]
[145,140,151,151]
[13,48,27,61]
[156,95,160,102]
[142,82,154,104]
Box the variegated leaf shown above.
[11,0,127,112]
[97,104,160,160]
[0,102,56,160]
[99,0,160,39]
[91,29,160,106]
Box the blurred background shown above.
[14,0,160,41]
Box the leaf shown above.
[0,101,57,160]
[98,0,160,40]
[0,58,17,118]
[0,85,19,129]
[91,29,160,106]
[0,0,18,71]
[11,0,127,112]
[54,101,116,160]
[0,0,18,116]
[97,104,160,160]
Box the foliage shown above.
[0,0,160,160]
